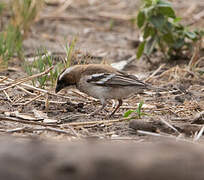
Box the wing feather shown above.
[87,72,148,87]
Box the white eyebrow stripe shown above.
[59,66,75,80]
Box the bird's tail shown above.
[146,84,167,92]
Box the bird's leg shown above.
[89,100,107,116]
[108,99,123,117]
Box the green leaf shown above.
[157,0,172,7]
[124,110,135,117]
[143,0,153,7]
[149,14,165,29]
[137,11,146,28]
[136,101,144,118]
[185,31,197,40]
[165,21,173,31]
[144,37,157,55]
[138,101,144,111]
[173,38,184,49]
[143,25,155,39]
[136,41,146,59]
[158,6,175,18]
[162,33,174,44]
[173,17,182,24]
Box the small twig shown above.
[13,97,24,104]
[160,118,180,135]
[64,117,131,127]
[0,76,36,96]
[39,14,101,22]
[64,125,80,137]
[16,85,37,96]
[3,90,12,102]
[137,130,195,144]
[23,94,44,106]
[0,66,53,91]
[45,93,49,112]
[5,126,78,137]
[0,77,8,83]
[194,125,204,141]
[98,11,137,21]
[0,75,70,100]
[0,115,59,127]
[34,127,76,136]
[6,127,27,133]
[137,130,161,136]
[71,90,98,102]
[188,41,201,70]
[20,83,71,100]
[145,64,166,82]
[51,0,72,16]
[36,99,67,104]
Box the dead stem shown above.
[0,115,59,127]
[0,66,54,91]
[63,117,131,127]
[23,94,44,106]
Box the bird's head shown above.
[55,66,81,93]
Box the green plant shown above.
[65,37,77,68]
[123,101,146,119]
[0,0,44,69]
[0,2,23,68]
[136,0,204,59]
[0,2,4,15]
[0,24,23,68]
[10,0,44,37]
[24,49,64,88]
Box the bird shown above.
[55,64,152,117]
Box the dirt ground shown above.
[0,0,204,143]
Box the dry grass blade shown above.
[3,90,12,102]
[23,94,43,106]
[6,127,27,133]
[0,75,71,100]
[10,0,44,37]
[0,66,53,91]
[137,130,195,144]
[71,89,98,102]
[65,125,80,137]
[145,64,165,82]
[137,130,161,137]
[188,41,201,70]
[5,126,78,137]
[160,118,180,135]
[51,0,72,16]
[0,77,8,83]
[194,125,204,141]
[0,115,59,127]
[64,117,131,127]
[34,127,76,136]
[98,11,137,21]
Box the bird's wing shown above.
[87,72,148,87]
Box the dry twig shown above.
[0,66,54,91]
[64,117,131,127]
[0,115,59,127]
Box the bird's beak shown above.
[55,84,61,93]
